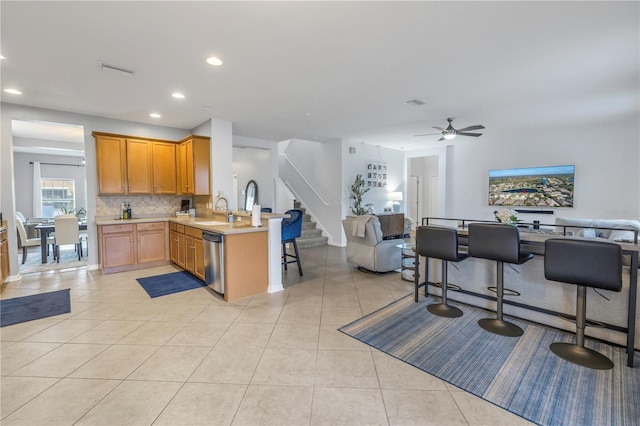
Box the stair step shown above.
[302,221,317,230]
[296,236,328,249]
[301,229,323,238]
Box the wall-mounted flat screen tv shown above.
[488,165,575,207]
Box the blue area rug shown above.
[340,295,640,426]
[0,289,71,327]
[136,271,207,298]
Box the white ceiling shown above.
[1,1,638,151]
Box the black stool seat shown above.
[544,238,622,370]
[415,226,467,318]
[469,223,533,337]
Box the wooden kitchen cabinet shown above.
[152,142,177,194]
[178,135,210,195]
[94,132,178,195]
[169,223,204,281]
[1,226,9,282]
[100,224,135,269]
[99,221,169,273]
[96,135,127,194]
[137,222,167,264]
[126,139,153,194]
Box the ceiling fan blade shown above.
[413,132,442,137]
[432,126,444,131]
[456,132,483,137]
[456,125,485,132]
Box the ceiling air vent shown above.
[404,99,425,107]
[99,61,135,77]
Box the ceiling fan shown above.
[414,117,485,141]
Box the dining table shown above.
[35,221,88,264]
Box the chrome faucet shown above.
[214,195,228,212]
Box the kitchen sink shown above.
[196,221,229,226]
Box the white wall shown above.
[342,141,406,216]
[444,115,640,224]
[233,135,278,211]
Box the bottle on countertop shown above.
[227,210,234,223]
[127,202,132,219]
[121,202,127,219]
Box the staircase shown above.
[293,202,328,248]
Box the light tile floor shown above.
[1,245,532,425]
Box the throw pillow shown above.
[609,226,636,243]
[577,228,596,239]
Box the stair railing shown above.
[279,154,329,206]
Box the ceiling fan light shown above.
[443,133,456,140]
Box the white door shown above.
[429,176,439,218]
[409,175,421,229]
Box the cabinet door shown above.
[1,239,9,282]
[126,139,153,194]
[184,235,195,273]
[152,142,177,194]
[169,230,179,264]
[102,233,135,268]
[177,232,187,268]
[178,140,194,194]
[96,136,127,194]
[191,137,210,195]
[193,237,204,280]
[137,229,166,264]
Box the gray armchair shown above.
[342,215,403,273]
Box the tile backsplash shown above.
[96,196,191,218]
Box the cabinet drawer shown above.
[101,224,134,234]
[185,226,202,239]
[175,224,185,233]
[137,222,165,232]
[169,222,177,231]
[0,229,7,241]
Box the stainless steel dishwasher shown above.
[203,232,224,294]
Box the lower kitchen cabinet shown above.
[1,226,9,282]
[99,221,169,273]
[169,223,204,281]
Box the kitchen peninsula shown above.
[96,213,287,301]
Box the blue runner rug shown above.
[340,295,640,426]
[0,289,71,327]
[136,271,207,298]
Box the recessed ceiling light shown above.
[172,92,185,99]
[206,56,223,66]
[150,113,161,118]
[4,88,22,95]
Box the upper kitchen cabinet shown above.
[126,138,153,194]
[96,134,127,194]
[152,142,177,194]
[93,132,178,195]
[178,135,210,195]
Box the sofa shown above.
[342,215,404,273]
[421,216,640,350]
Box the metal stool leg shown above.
[292,239,303,276]
[550,286,614,369]
[427,260,463,318]
[478,262,523,337]
[282,242,288,271]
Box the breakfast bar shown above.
[417,217,639,367]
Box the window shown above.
[41,179,75,218]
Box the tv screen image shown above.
[488,165,575,207]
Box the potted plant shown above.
[60,206,87,219]
[349,174,370,215]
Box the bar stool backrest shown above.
[544,239,622,291]
[469,223,522,264]
[416,226,461,261]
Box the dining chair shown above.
[16,216,41,264]
[52,214,81,262]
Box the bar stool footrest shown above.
[487,286,521,297]
[432,282,462,292]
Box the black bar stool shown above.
[414,225,467,317]
[468,223,533,337]
[544,238,622,370]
